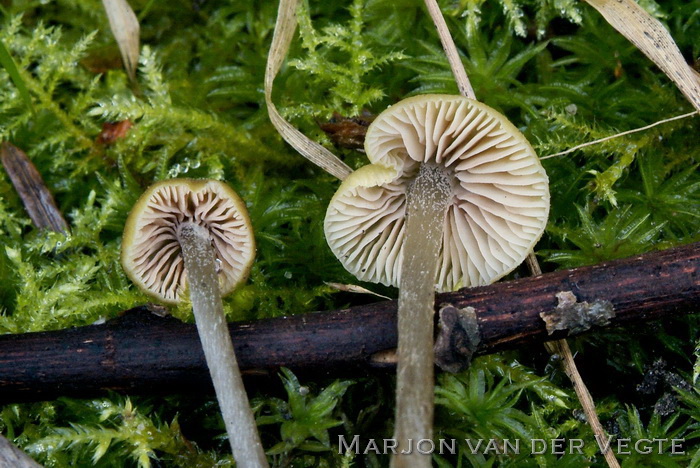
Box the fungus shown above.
[325,94,549,466]
[122,178,267,468]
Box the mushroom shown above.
[324,94,549,466]
[121,178,268,468]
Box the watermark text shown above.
[338,436,685,455]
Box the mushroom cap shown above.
[122,178,255,304]
[324,94,549,291]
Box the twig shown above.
[0,242,696,402]
[0,142,69,234]
[546,339,620,467]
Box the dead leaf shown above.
[319,112,374,150]
[102,0,140,82]
[585,0,700,112]
[96,120,133,145]
[264,0,352,180]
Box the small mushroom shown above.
[324,94,549,466]
[122,178,267,468]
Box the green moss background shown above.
[0,0,698,466]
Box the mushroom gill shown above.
[325,95,549,291]
[123,179,254,303]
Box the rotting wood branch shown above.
[0,242,697,402]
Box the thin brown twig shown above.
[0,241,696,402]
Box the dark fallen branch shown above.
[0,242,697,402]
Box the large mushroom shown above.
[325,94,549,466]
[121,178,268,468]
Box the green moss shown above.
[0,0,698,465]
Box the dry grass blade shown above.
[528,253,621,468]
[541,111,699,160]
[585,0,700,112]
[101,0,140,82]
[423,0,475,99]
[545,339,621,467]
[325,282,392,300]
[0,434,42,468]
[265,0,353,181]
[411,4,611,466]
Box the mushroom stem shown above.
[392,163,452,468]
[177,222,268,468]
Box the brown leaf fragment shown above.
[96,120,133,145]
[0,142,69,234]
[81,47,124,74]
[319,112,375,150]
[540,291,615,335]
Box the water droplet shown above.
[168,164,183,177]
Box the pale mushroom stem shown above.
[177,222,269,468]
[392,163,452,468]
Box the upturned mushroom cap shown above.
[324,94,549,291]
[122,179,255,304]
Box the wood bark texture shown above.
[0,242,696,402]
